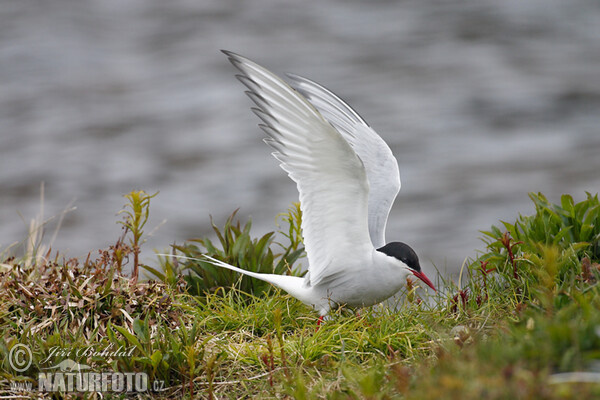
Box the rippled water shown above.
[1,0,599,279]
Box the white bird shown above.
[204,50,436,322]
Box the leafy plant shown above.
[481,192,599,264]
[451,193,600,311]
[3,191,600,399]
[275,202,304,254]
[118,190,158,283]
[158,207,306,298]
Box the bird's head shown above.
[377,242,436,292]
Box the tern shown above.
[203,51,436,321]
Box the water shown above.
[1,0,599,280]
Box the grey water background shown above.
[1,0,599,281]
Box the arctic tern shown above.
[202,51,436,321]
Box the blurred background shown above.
[1,0,599,280]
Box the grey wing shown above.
[287,74,401,248]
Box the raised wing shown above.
[223,51,373,286]
[287,74,401,248]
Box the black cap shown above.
[377,242,421,272]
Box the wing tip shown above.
[222,50,256,76]
[221,49,242,61]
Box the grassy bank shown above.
[1,192,599,399]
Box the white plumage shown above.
[286,73,401,249]
[203,51,435,319]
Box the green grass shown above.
[1,191,599,399]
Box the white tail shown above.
[155,253,313,305]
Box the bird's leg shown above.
[316,315,325,331]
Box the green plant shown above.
[3,191,600,399]
[481,192,599,266]
[118,190,158,283]
[159,208,306,298]
[275,202,304,254]
[455,192,600,310]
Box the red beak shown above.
[411,270,436,292]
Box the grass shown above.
[0,191,599,399]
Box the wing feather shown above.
[223,51,374,286]
[287,74,401,248]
